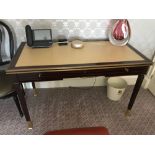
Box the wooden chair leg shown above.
[32,82,37,96]
[13,94,23,117]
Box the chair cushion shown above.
[0,72,14,98]
[44,127,109,135]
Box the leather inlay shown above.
[16,41,144,68]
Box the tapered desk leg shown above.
[32,82,37,97]
[14,83,33,129]
[125,74,144,116]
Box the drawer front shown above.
[17,72,63,82]
[15,66,149,82]
[61,66,149,78]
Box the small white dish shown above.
[71,40,84,49]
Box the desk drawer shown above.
[17,72,63,82]
[16,66,149,82]
[61,66,149,78]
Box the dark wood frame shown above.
[7,41,152,129]
[8,41,151,72]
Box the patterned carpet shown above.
[0,86,155,135]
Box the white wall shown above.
[129,19,155,59]
[24,76,138,89]
[2,19,155,88]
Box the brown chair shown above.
[44,127,109,135]
[0,21,23,117]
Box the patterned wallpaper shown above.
[4,19,111,46]
[1,19,155,59]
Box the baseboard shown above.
[23,75,138,89]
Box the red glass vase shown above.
[109,19,131,46]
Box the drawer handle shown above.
[38,73,41,78]
[124,68,129,72]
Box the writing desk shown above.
[7,41,152,129]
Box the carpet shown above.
[0,86,155,135]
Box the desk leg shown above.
[14,83,33,129]
[125,74,144,116]
[32,82,38,97]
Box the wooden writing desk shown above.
[7,41,152,129]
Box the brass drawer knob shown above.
[83,71,87,74]
[38,73,41,78]
[124,68,129,72]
